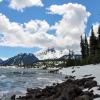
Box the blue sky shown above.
[0,0,100,59]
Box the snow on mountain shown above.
[35,48,69,60]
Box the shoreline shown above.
[11,64,100,100]
[0,64,100,100]
[14,76,100,100]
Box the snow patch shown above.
[59,64,100,100]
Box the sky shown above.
[0,0,100,59]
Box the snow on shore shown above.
[59,64,100,100]
[59,64,100,84]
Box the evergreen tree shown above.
[97,25,100,50]
[80,25,100,64]
[89,26,97,55]
[80,35,86,59]
[80,34,89,59]
[85,34,89,57]
[98,25,100,42]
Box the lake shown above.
[0,66,64,100]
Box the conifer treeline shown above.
[80,25,100,64]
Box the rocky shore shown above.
[12,76,100,100]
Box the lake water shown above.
[0,66,64,100]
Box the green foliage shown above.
[98,25,100,41]
[89,27,98,55]
[85,34,89,57]
[80,25,100,65]
[97,25,100,54]
[80,34,89,59]
[80,35,85,59]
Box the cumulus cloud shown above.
[9,0,43,11]
[48,3,91,50]
[0,3,91,52]
[24,20,50,33]
[0,13,55,48]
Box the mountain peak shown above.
[46,48,56,53]
[1,53,38,66]
[35,48,69,60]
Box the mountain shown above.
[35,48,69,60]
[1,53,38,66]
[0,58,3,64]
[60,54,82,60]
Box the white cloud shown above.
[88,22,99,38]
[93,23,99,37]
[0,13,55,48]
[9,0,43,11]
[87,23,99,44]
[0,3,91,52]
[24,20,50,33]
[0,0,3,3]
[48,3,91,50]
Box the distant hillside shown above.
[0,58,3,64]
[1,53,38,66]
[60,54,82,60]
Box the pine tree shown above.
[89,26,97,55]
[97,25,100,55]
[85,34,89,57]
[80,34,89,59]
[80,35,86,59]
[97,25,100,49]
[98,25,100,41]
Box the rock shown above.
[62,85,83,100]
[75,95,91,100]
[74,77,96,89]
[94,94,100,98]
[84,91,94,98]
[11,94,16,100]
[84,80,97,89]
[17,77,99,100]
[97,86,100,90]
[65,75,75,79]
[27,88,35,93]
[49,69,59,73]
[90,89,94,93]
[18,94,32,100]
[83,74,92,77]
[72,70,75,73]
